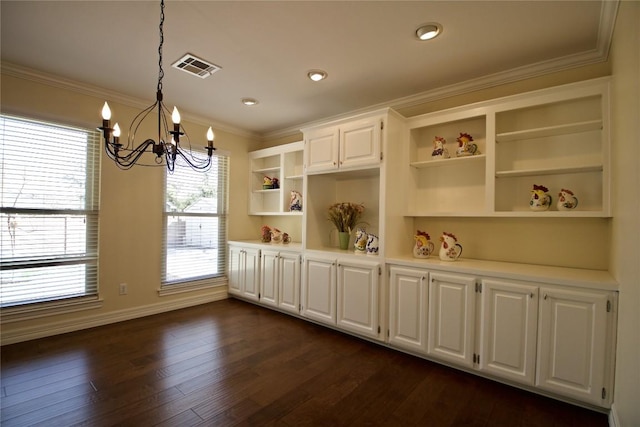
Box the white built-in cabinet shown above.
[386,263,616,407]
[336,258,380,338]
[388,266,429,353]
[479,279,538,386]
[229,243,301,312]
[228,244,260,301]
[232,76,618,410]
[277,251,302,315]
[301,254,336,325]
[249,141,304,215]
[405,78,610,217]
[536,286,611,405]
[259,249,301,315]
[302,109,403,254]
[427,272,477,368]
[301,253,381,340]
[303,116,382,174]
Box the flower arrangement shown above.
[327,202,365,233]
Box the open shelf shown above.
[411,154,486,169]
[496,120,602,143]
[249,141,304,215]
[496,164,603,178]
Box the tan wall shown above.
[0,73,260,340]
[609,1,640,425]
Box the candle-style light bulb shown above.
[207,127,215,142]
[171,107,181,124]
[101,102,112,120]
[112,123,121,145]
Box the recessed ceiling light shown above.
[241,98,259,106]
[416,23,442,41]
[307,70,328,82]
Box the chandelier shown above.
[99,0,215,172]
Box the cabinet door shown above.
[301,256,336,325]
[260,249,279,307]
[536,287,610,406]
[428,272,476,368]
[479,279,538,385]
[339,118,381,170]
[279,251,301,314]
[227,245,243,296]
[336,259,379,339]
[388,266,428,354]
[304,126,339,173]
[242,247,261,301]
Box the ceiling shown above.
[1,1,617,137]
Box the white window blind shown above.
[0,115,100,307]
[162,153,229,286]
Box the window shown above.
[162,153,229,287]
[0,115,100,307]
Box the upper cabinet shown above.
[303,113,383,174]
[302,109,405,254]
[493,83,609,216]
[249,141,304,215]
[407,112,488,216]
[405,77,611,217]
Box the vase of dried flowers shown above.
[327,202,365,250]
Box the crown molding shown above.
[264,0,618,141]
[1,62,260,139]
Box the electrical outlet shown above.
[119,283,128,295]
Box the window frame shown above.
[160,150,229,293]
[0,113,101,309]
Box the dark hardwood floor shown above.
[1,299,608,426]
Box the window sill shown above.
[1,296,103,324]
[158,276,228,297]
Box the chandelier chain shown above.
[157,0,165,93]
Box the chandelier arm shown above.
[174,149,212,171]
[115,139,157,168]
[128,102,159,149]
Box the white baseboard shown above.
[1,288,229,345]
[609,403,619,427]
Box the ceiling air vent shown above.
[171,53,221,79]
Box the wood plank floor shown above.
[1,299,608,426]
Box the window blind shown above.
[162,152,229,286]
[0,115,101,307]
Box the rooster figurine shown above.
[557,188,578,211]
[439,232,463,261]
[530,184,552,211]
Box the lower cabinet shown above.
[278,251,302,314]
[260,249,301,314]
[427,272,477,368]
[228,244,260,301]
[301,255,336,325]
[536,287,612,406]
[302,254,381,339]
[388,266,428,353]
[387,264,616,408]
[336,258,380,338]
[479,279,538,385]
[228,248,617,409]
